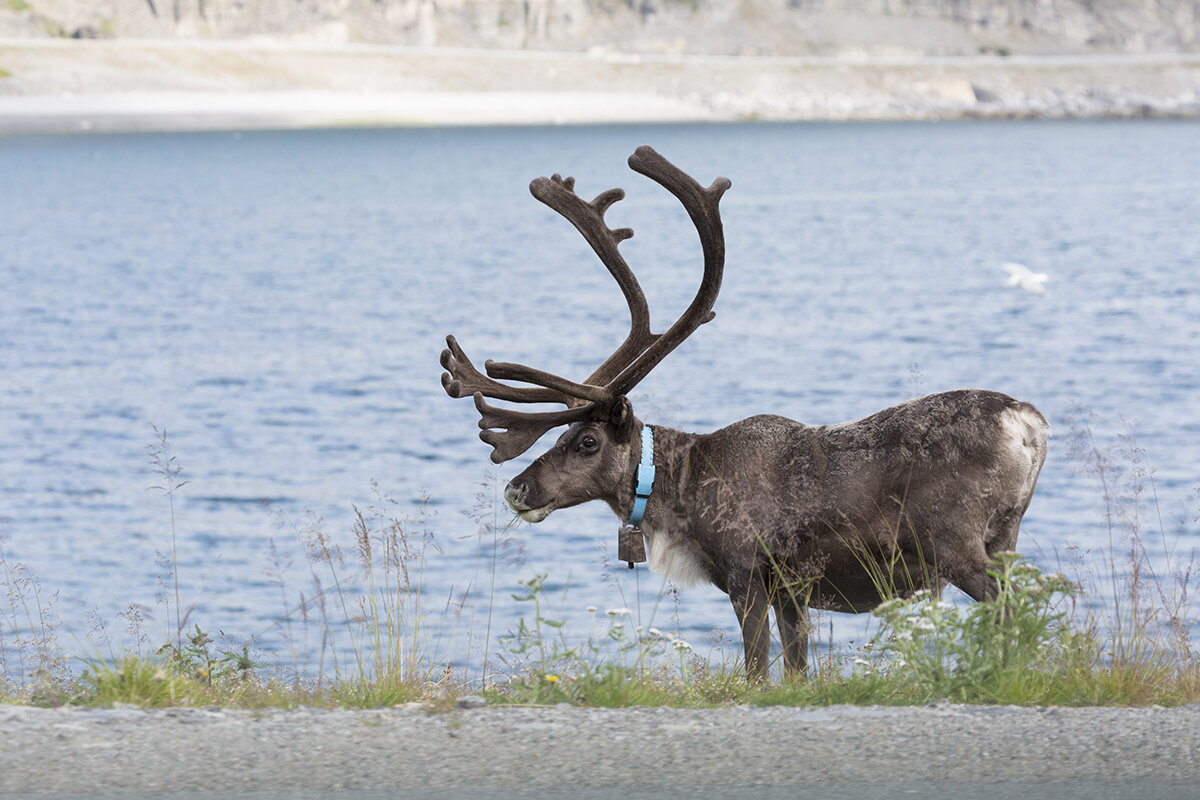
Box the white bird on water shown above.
[1002,262,1049,295]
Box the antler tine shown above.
[608,145,730,397]
[485,360,614,406]
[440,335,569,404]
[529,174,661,389]
[473,393,595,463]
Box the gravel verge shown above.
[1,702,1198,797]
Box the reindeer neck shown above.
[612,421,699,527]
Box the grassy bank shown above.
[2,423,1198,710]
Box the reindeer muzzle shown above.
[504,480,554,523]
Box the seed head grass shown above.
[1,418,1198,708]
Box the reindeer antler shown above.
[440,146,729,463]
[527,174,660,389]
[610,145,730,395]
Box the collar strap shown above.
[627,425,655,527]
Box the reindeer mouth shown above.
[517,505,554,523]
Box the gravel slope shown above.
[2,38,1199,132]
[1,702,1198,796]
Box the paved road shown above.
[1,702,1198,798]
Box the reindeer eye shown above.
[579,435,598,451]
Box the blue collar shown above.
[627,425,655,527]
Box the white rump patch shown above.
[1001,406,1050,497]
[644,532,710,588]
[1002,406,1049,450]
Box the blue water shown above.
[2,120,1199,678]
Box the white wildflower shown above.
[587,605,597,613]
[606,607,632,617]
[874,598,904,615]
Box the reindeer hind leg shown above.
[984,505,1024,558]
[943,532,1004,603]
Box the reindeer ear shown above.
[609,396,636,440]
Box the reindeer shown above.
[440,146,1049,680]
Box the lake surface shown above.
[2,120,1198,679]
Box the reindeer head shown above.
[440,146,730,522]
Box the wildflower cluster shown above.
[645,626,694,655]
[868,553,1078,701]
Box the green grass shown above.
[2,421,1198,710]
[4,566,1197,709]
[6,545,1194,710]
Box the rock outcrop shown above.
[2,0,1198,55]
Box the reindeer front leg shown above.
[773,595,810,676]
[729,569,772,682]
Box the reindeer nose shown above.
[504,480,527,511]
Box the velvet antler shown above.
[441,146,729,463]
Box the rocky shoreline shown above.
[1,702,1198,795]
[1,38,1199,132]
